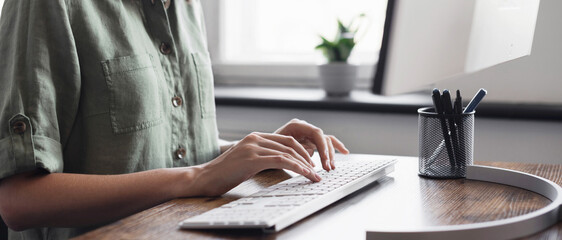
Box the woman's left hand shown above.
[274,119,350,171]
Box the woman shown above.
[0,0,348,239]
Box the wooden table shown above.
[74,157,562,240]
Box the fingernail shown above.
[315,173,322,181]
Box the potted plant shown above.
[316,14,365,97]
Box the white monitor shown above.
[372,0,541,96]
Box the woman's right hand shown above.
[190,132,322,197]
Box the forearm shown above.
[0,167,201,231]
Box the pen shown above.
[464,88,487,113]
[431,88,442,114]
[431,89,456,169]
[453,90,464,169]
[426,89,443,167]
[442,90,459,169]
[427,90,463,168]
[454,90,462,115]
[426,141,444,167]
[427,89,486,172]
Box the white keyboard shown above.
[179,154,396,232]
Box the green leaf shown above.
[337,19,349,33]
[316,14,366,63]
[335,38,354,62]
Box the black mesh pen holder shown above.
[418,107,474,179]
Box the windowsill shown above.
[214,86,562,121]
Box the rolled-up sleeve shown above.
[0,0,80,179]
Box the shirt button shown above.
[172,96,183,107]
[12,121,27,134]
[176,147,187,159]
[160,42,172,55]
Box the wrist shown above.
[167,166,205,198]
[219,139,238,153]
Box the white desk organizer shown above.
[367,165,562,240]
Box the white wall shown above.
[217,106,562,164]
[436,0,562,104]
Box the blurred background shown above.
[1,0,560,164]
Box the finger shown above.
[325,136,335,171]
[329,135,350,154]
[242,133,313,172]
[260,155,321,182]
[274,118,305,134]
[256,146,315,174]
[255,132,315,167]
[307,127,330,165]
[274,120,329,165]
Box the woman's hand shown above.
[195,132,322,196]
[274,119,349,171]
[195,119,349,197]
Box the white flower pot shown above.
[318,63,358,97]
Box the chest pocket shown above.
[102,53,165,134]
[192,52,216,119]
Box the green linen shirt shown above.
[0,0,220,239]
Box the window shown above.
[220,0,387,64]
[0,0,4,18]
[202,0,388,87]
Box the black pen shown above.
[454,90,464,168]
[431,89,456,169]
[431,88,442,114]
[442,90,458,169]
[454,90,462,115]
